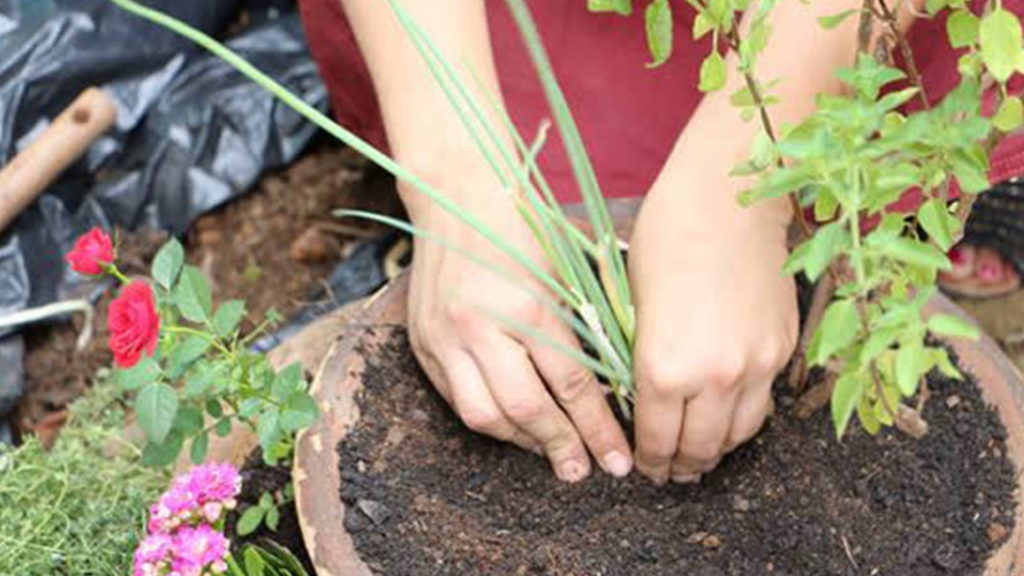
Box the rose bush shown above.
[65,227,114,275]
[108,280,161,368]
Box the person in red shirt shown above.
[297,0,1023,484]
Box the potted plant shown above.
[107,0,1024,573]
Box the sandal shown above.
[939,180,1024,299]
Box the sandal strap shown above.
[963,179,1024,277]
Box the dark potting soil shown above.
[233,450,315,574]
[336,329,1017,576]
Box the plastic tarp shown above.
[0,0,328,429]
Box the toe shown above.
[975,248,1006,285]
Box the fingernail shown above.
[601,451,633,478]
[979,261,1002,282]
[559,460,587,483]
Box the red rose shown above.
[108,280,160,368]
[66,227,114,275]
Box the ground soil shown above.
[337,329,1018,576]
[17,141,401,435]
[233,450,314,574]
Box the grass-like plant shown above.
[107,0,1019,438]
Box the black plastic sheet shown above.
[0,0,330,427]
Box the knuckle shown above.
[731,414,769,446]
[503,397,547,425]
[551,368,596,405]
[636,354,687,397]
[443,302,480,334]
[459,407,504,435]
[701,358,746,392]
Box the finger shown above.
[442,349,540,453]
[469,334,590,482]
[527,317,632,478]
[726,380,773,451]
[671,386,740,482]
[633,375,686,485]
[412,344,452,404]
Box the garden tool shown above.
[0,87,118,232]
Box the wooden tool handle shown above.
[0,87,118,232]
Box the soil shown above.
[337,329,1018,576]
[17,141,402,435]
[233,450,314,574]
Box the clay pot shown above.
[293,199,1024,576]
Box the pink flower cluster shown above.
[134,463,242,576]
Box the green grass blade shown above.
[107,0,574,307]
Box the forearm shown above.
[340,0,510,212]
[661,0,924,228]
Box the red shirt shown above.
[298,0,1024,205]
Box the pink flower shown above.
[171,524,229,574]
[107,280,160,368]
[66,227,114,275]
[184,463,242,506]
[149,484,199,534]
[133,533,172,576]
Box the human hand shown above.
[400,158,633,482]
[628,173,798,485]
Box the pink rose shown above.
[108,280,160,368]
[65,227,114,275]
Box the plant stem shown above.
[725,21,814,240]
[873,0,930,110]
[164,325,229,355]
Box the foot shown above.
[938,244,1021,298]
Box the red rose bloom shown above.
[108,280,160,368]
[66,227,114,275]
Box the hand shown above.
[628,176,798,485]
[401,160,633,482]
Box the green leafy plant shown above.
[229,542,309,576]
[0,376,168,575]
[236,484,293,537]
[66,228,318,467]
[107,0,1017,440]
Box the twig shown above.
[788,274,837,390]
[725,22,814,241]
[874,0,930,109]
[841,533,859,571]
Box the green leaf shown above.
[173,406,204,436]
[698,51,727,92]
[814,190,839,221]
[804,221,845,281]
[190,431,209,465]
[917,198,955,251]
[174,266,212,323]
[645,0,673,68]
[142,429,184,467]
[693,12,715,39]
[239,398,263,419]
[281,393,319,432]
[926,0,950,16]
[167,337,211,379]
[947,10,980,48]
[587,0,632,16]
[979,9,1024,83]
[257,408,280,449]
[878,238,952,271]
[949,146,990,194]
[931,347,964,380]
[206,398,223,418]
[212,300,246,338]
[243,546,268,576]
[259,491,275,509]
[136,382,179,444]
[116,357,161,391]
[215,417,232,437]
[832,371,867,438]
[928,313,981,340]
[895,339,927,396]
[272,362,304,401]
[238,507,267,537]
[266,506,281,532]
[819,9,859,29]
[811,299,861,366]
[994,96,1024,132]
[856,394,882,435]
[151,238,185,290]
